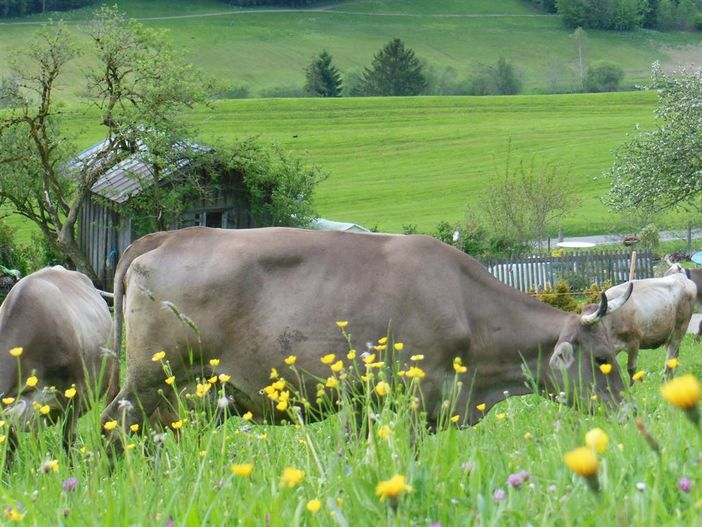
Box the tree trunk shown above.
[57,232,102,287]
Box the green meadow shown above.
[1,329,701,526]
[5,91,676,243]
[0,0,701,98]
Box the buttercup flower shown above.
[3,504,25,522]
[599,363,612,375]
[347,350,356,360]
[585,427,609,453]
[306,499,322,513]
[476,403,486,412]
[450,415,460,424]
[375,381,390,397]
[218,374,231,383]
[321,354,335,365]
[666,358,679,370]
[378,425,392,440]
[378,337,388,345]
[496,413,507,420]
[209,359,220,367]
[410,354,424,362]
[151,351,166,362]
[564,447,599,491]
[284,355,297,365]
[375,474,412,503]
[26,376,38,388]
[130,424,140,432]
[2,398,15,405]
[280,467,305,488]
[405,366,425,379]
[336,321,348,328]
[165,376,175,385]
[171,420,183,430]
[64,386,77,399]
[8,347,23,358]
[39,405,50,415]
[39,460,59,473]
[661,374,701,423]
[393,343,404,351]
[632,370,646,382]
[242,411,253,421]
[325,376,339,389]
[103,420,118,432]
[453,358,467,374]
[230,463,253,477]
[330,360,344,373]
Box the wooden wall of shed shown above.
[79,198,132,290]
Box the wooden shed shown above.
[76,139,257,289]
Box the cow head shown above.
[547,283,634,408]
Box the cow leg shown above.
[626,344,639,383]
[663,331,685,380]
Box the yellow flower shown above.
[306,499,322,513]
[378,424,392,440]
[336,321,348,328]
[171,420,184,430]
[378,337,388,345]
[2,397,15,405]
[272,380,285,391]
[280,467,305,488]
[39,404,50,415]
[661,374,701,410]
[496,413,507,420]
[276,400,288,411]
[453,357,468,374]
[103,420,118,431]
[406,366,425,379]
[321,354,336,365]
[284,355,297,365]
[8,347,23,357]
[219,374,231,383]
[165,376,175,385]
[230,463,254,477]
[64,387,77,399]
[347,350,357,360]
[130,424,140,432]
[666,358,679,370]
[375,474,413,502]
[369,361,385,369]
[325,376,339,389]
[362,353,376,364]
[209,359,220,367]
[564,447,598,477]
[375,381,390,397]
[151,351,166,362]
[394,342,404,351]
[270,368,279,380]
[632,370,646,382]
[599,363,612,375]
[4,504,25,522]
[26,375,38,388]
[242,411,253,421]
[410,354,424,362]
[524,431,533,440]
[207,375,217,384]
[450,414,460,423]
[585,427,609,453]
[476,403,486,412]
[199,450,207,458]
[330,360,344,373]
[196,383,211,398]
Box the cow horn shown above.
[580,282,633,326]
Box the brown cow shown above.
[0,266,116,451]
[582,268,696,379]
[101,227,632,442]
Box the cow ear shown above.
[550,342,574,370]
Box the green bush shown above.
[638,223,660,253]
[532,280,579,312]
[584,61,624,92]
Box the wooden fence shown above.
[482,250,655,292]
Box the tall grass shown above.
[0,325,700,526]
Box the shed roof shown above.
[72,138,210,204]
[308,218,370,233]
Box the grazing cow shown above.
[582,269,696,380]
[0,266,116,451]
[101,227,632,442]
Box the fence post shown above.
[629,251,637,281]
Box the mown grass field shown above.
[0,0,701,98]
[6,90,683,244]
[1,328,701,526]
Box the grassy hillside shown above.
[0,0,701,98]
[7,91,675,243]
